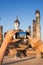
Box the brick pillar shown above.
[33,20,36,38]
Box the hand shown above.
[0,30,20,65]
[4,30,20,44]
[27,35,42,48]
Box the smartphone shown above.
[15,32,29,39]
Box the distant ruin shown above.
[0,10,42,58]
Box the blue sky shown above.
[0,0,43,41]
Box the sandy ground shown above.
[3,57,43,65]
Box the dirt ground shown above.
[3,57,43,65]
